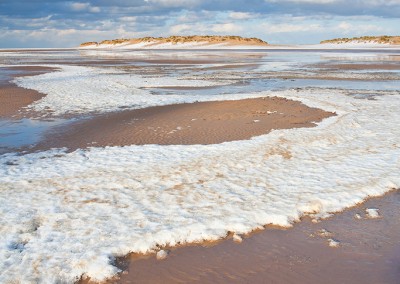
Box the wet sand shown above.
[32,97,333,152]
[87,190,399,284]
[0,66,56,118]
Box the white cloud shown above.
[338,21,351,31]
[362,0,400,5]
[168,22,243,35]
[0,28,107,47]
[89,6,101,13]
[144,0,201,8]
[261,23,323,33]
[228,12,256,20]
[336,21,384,35]
[119,16,138,22]
[265,0,337,3]
[211,23,242,33]
[70,2,101,13]
[70,2,89,11]
[265,0,400,5]
[169,24,192,34]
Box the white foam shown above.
[1,82,399,282]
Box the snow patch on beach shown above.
[366,208,380,218]
[13,65,239,116]
[0,84,399,282]
[328,239,340,248]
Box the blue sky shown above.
[0,0,399,48]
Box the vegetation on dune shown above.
[80,35,268,47]
[321,35,400,44]
[79,41,99,47]
[99,38,130,45]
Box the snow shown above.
[156,250,169,260]
[1,84,399,282]
[233,234,243,243]
[328,239,340,248]
[1,56,400,282]
[13,65,238,116]
[317,229,333,238]
[13,63,398,118]
[365,208,380,219]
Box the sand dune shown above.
[79,35,269,49]
[320,35,400,47]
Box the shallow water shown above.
[0,68,26,83]
[0,118,68,153]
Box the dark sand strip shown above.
[32,97,334,152]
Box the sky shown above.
[0,0,399,48]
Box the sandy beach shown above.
[111,190,400,284]
[0,66,56,118]
[31,97,333,152]
[0,49,399,283]
[2,0,400,281]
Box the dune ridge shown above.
[79,35,268,49]
[321,35,400,45]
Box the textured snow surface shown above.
[366,208,380,218]
[156,250,169,260]
[328,239,340,248]
[13,65,238,116]
[1,83,399,282]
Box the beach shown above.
[0,48,399,283]
[30,97,332,152]
[0,66,56,118]
[114,191,400,284]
